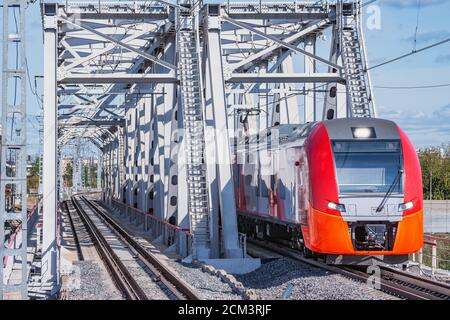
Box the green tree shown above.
[63,162,73,188]
[418,144,450,200]
[27,157,40,192]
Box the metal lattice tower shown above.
[339,0,375,117]
[1,0,28,300]
[178,1,211,258]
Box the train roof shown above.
[234,123,317,149]
[323,118,400,140]
[234,118,401,151]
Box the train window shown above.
[270,175,276,190]
[245,175,253,186]
[261,179,269,197]
[332,140,403,194]
[278,183,286,200]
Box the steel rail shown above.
[378,266,450,300]
[64,200,84,261]
[247,239,450,300]
[80,196,201,300]
[71,197,149,300]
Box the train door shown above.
[297,150,309,226]
[259,148,272,216]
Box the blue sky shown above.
[364,0,450,148]
[3,0,450,154]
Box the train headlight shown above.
[398,201,413,212]
[328,202,346,212]
[351,127,376,139]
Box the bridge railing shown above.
[3,200,40,268]
[411,234,450,275]
[109,199,193,257]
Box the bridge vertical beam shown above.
[114,127,122,201]
[148,96,157,219]
[205,11,241,258]
[117,127,123,200]
[204,48,221,259]
[163,38,178,224]
[136,102,146,211]
[257,62,269,133]
[125,105,136,207]
[143,97,152,214]
[304,35,317,122]
[105,141,112,203]
[323,26,347,120]
[97,155,102,190]
[153,90,164,223]
[175,90,189,255]
[279,54,299,124]
[42,3,58,294]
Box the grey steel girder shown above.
[41,1,376,289]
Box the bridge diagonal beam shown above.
[222,15,341,71]
[61,26,154,73]
[59,16,177,71]
[227,19,333,73]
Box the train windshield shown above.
[332,140,403,194]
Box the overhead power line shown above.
[375,83,450,89]
[413,0,422,51]
[367,37,450,71]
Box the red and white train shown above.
[234,118,423,265]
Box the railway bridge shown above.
[1,0,392,299]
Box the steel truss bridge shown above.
[1,0,376,298]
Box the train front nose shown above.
[307,207,423,255]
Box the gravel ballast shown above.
[61,261,123,300]
[236,258,400,300]
[167,260,243,300]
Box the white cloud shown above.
[378,104,450,147]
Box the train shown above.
[233,118,423,265]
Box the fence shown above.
[109,199,194,257]
[424,200,450,234]
[411,235,450,274]
[411,201,450,273]
[108,197,248,259]
[3,199,40,267]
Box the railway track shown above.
[70,196,201,300]
[247,239,450,300]
[64,200,85,261]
